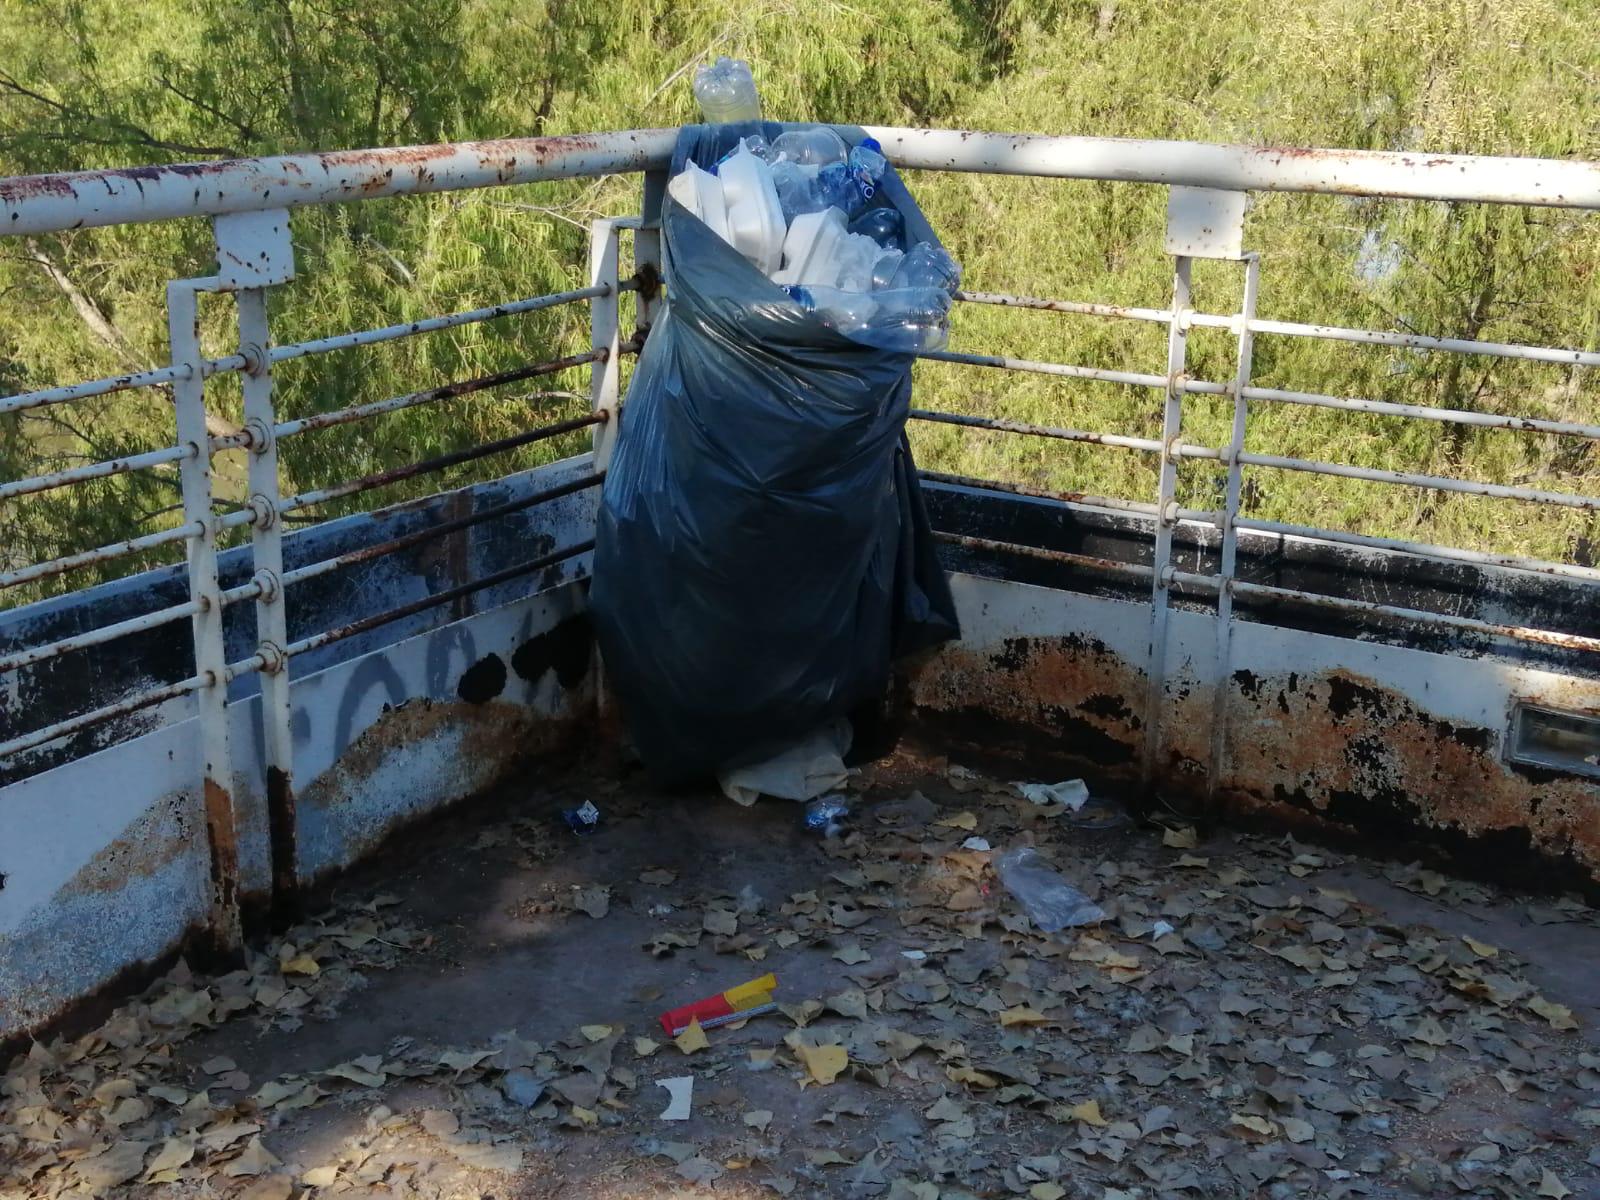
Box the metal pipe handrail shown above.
[280,471,603,588]
[1238,449,1600,511]
[0,676,204,761]
[268,284,620,367]
[4,127,1597,240]
[0,443,193,502]
[278,412,602,514]
[955,289,1600,370]
[0,354,249,417]
[272,348,615,439]
[283,539,594,658]
[0,597,202,673]
[0,521,203,592]
[1167,568,1600,654]
[867,128,1600,209]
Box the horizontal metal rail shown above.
[918,347,1178,393]
[1234,516,1600,584]
[920,469,1161,518]
[956,289,1600,371]
[281,472,603,588]
[911,406,1222,461]
[1168,569,1600,654]
[272,347,620,439]
[6,128,1596,240]
[0,444,192,502]
[911,407,1164,454]
[1238,450,1600,511]
[0,131,681,236]
[1240,382,1600,440]
[0,355,248,418]
[0,676,203,761]
[935,531,1154,579]
[866,128,1600,209]
[284,539,594,658]
[0,598,202,673]
[0,522,202,591]
[278,413,602,514]
[268,285,618,367]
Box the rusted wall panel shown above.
[0,578,596,1043]
[905,573,1600,893]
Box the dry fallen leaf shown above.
[1463,935,1498,958]
[143,1137,195,1181]
[675,1019,709,1055]
[1161,826,1198,849]
[833,944,872,965]
[791,1040,849,1086]
[744,1108,773,1131]
[580,1023,617,1042]
[301,1165,340,1187]
[1538,1169,1572,1199]
[1527,995,1579,1030]
[999,1006,1048,1027]
[222,1136,281,1178]
[936,811,978,831]
[634,1036,661,1058]
[237,1176,294,1200]
[1030,1185,1066,1200]
[280,954,320,976]
[1068,1099,1107,1126]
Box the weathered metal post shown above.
[215,210,299,921]
[589,219,622,471]
[1208,250,1260,801]
[168,276,243,959]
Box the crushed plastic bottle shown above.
[786,284,952,353]
[850,206,906,252]
[712,133,771,174]
[693,56,762,124]
[803,794,851,837]
[993,846,1105,931]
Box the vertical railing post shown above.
[634,168,668,333]
[215,209,298,921]
[1142,255,1192,788]
[168,276,243,960]
[1207,253,1261,801]
[589,218,622,470]
[237,287,297,917]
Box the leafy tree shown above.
[2,0,1598,608]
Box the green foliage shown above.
[2,0,1598,608]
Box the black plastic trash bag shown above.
[590,123,959,783]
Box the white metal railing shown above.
[2,125,1598,947]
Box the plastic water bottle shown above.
[850,207,906,252]
[786,284,952,353]
[994,846,1105,932]
[693,57,761,123]
[771,126,848,166]
[892,242,962,294]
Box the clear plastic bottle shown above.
[771,126,848,166]
[693,57,762,124]
[850,207,906,252]
[787,284,952,353]
[994,846,1105,932]
[892,242,962,294]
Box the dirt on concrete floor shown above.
[3,749,1599,1200]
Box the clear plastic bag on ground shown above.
[995,846,1106,931]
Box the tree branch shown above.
[0,71,238,158]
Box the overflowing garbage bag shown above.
[590,63,960,786]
